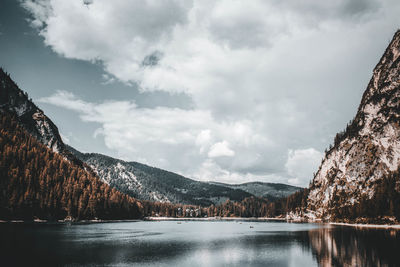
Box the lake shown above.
[0,220,399,266]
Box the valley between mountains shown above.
[1,30,400,224]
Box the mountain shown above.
[209,181,301,200]
[0,110,142,220]
[67,147,253,206]
[0,69,143,220]
[305,30,400,222]
[0,69,89,170]
[0,69,64,152]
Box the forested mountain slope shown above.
[0,69,63,153]
[0,112,141,220]
[0,69,91,171]
[68,148,253,206]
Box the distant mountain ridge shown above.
[67,147,256,206]
[208,181,301,200]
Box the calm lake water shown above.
[0,220,399,266]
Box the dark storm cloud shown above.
[142,51,163,67]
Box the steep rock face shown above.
[0,69,64,153]
[307,30,400,219]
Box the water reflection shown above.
[0,222,399,266]
[306,226,400,267]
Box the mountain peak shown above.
[358,29,400,130]
[0,68,65,153]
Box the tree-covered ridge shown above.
[140,188,310,219]
[209,181,301,201]
[0,112,141,220]
[0,68,96,174]
[71,150,254,206]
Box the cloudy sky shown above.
[1,0,400,186]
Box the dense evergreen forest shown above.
[141,189,309,218]
[0,112,141,220]
[327,172,400,223]
[142,176,400,223]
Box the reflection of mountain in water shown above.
[306,226,400,267]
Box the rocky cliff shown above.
[307,30,400,220]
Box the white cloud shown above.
[195,129,211,154]
[39,90,94,114]
[21,0,390,94]
[25,0,400,185]
[39,91,273,183]
[208,141,235,158]
[21,0,52,28]
[285,148,323,186]
[101,73,115,85]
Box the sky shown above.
[1,0,399,187]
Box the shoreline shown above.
[0,219,142,224]
[0,217,289,224]
[1,218,400,229]
[143,216,287,222]
[329,222,400,229]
